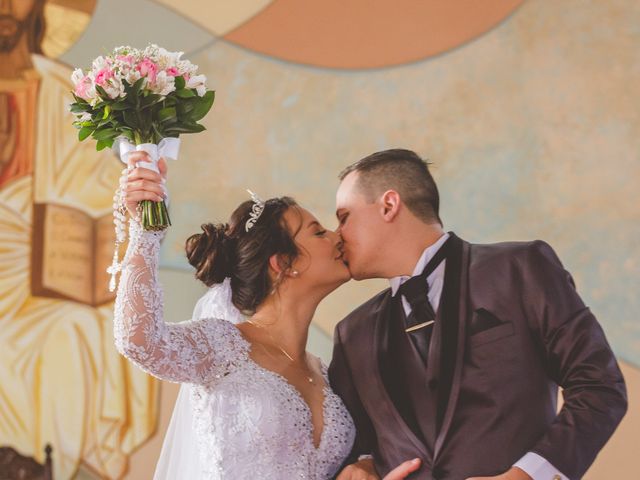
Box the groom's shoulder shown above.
[470,238,561,269]
[336,287,391,334]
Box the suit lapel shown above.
[434,235,470,457]
[373,291,430,459]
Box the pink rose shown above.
[136,58,158,83]
[74,76,90,98]
[117,55,135,64]
[165,67,179,77]
[94,68,114,86]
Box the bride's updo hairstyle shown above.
[185,196,301,314]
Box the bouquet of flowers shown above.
[69,44,215,231]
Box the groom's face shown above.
[335,171,386,280]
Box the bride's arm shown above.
[113,154,231,384]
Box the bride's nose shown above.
[328,230,343,248]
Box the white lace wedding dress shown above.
[113,219,356,479]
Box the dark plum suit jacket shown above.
[329,234,627,480]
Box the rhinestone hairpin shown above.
[245,189,265,232]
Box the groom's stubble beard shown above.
[0,15,24,52]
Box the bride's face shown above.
[282,206,351,292]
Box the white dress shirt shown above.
[389,233,568,480]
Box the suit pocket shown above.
[468,321,515,347]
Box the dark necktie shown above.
[398,237,451,363]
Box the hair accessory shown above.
[245,189,265,232]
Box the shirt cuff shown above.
[513,452,569,480]
[357,454,373,462]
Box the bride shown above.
[113,152,420,479]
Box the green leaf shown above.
[96,138,114,151]
[103,105,111,119]
[72,93,89,105]
[165,122,206,135]
[176,99,196,117]
[123,110,140,128]
[92,128,119,141]
[110,101,129,111]
[176,88,195,99]
[190,91,215,122]
[70,103,91,113]
[121,130,135,142]
[174,76,186,90]
[140,94,163,110]
[158,106,177,123]
[132,77,146,94]
[78,126,94,141]
[95,85,110,100]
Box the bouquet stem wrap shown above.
[117,137,180,231]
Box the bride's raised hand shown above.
[122,151,168,218]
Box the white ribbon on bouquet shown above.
[115,137,181,172]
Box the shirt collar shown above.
[390,232,450,296]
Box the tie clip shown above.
[405,320,435,333]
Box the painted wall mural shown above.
[0,1,158,479]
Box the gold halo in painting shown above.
[42,0,97,58]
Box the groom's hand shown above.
[337,458,379,480]
[383,459,421,479]
[466,466,532,480]
[337,458,421,480]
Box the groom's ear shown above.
[380,190,401,222]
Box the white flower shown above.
[124,68,142,86]
[105,78,126,99]
[152,70,176,97]
[86,85,99,106]
[76,111,92,122]
[92,55,110,73]
[71,68,84,86]
[186,74,207,97]
[178,59,198,76]
[114,45,137,57]
[143,44,160,60]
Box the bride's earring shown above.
[291,270,299,277]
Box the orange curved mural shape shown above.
[224,0,525,69]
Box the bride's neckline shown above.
[231,323,329,451]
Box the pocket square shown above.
[469,308,505,336]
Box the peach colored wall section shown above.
[225,0,524,69]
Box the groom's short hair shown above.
[339,149,442,226]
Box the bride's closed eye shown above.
[314,229,327,237]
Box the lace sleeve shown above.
[113,218,247,384]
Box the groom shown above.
[329,149,627,480]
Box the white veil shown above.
[153,278,246,479]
